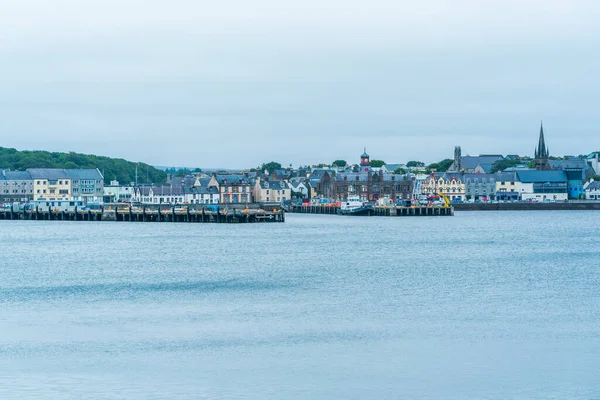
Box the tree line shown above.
[0,147,167,185]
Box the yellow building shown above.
[28,169,72,201]
[421,173,466,201]
[253,178,291,203]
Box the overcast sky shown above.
[1,0,599,168]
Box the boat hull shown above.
[338,206,373,216]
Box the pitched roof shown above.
[549,158,589,170]
[463,173,496,183]
[259,180,288,190]
[383,163,405,171]
[0,170,33,180]
[516,170,567,183]
[64,168,103,180]
[461,156,504,172]
[215,174,249,185]
[585,181,600,190]
[27,168,69,180]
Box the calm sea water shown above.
[1,211,599,399]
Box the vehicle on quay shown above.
[28,200,85,212]
[337,196,373,216]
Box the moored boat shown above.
[338,196,373,216]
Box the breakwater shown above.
[453,202,600,211]
[288,205,454,216]
[0,204,285,223]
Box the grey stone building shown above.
[65,168,104,203]
[0,170,34,202]
[463,173,497,200]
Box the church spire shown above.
[534,121,551,170]
[536,121,548,159]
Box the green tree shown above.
[370,160,386,168]
[260,161,282,173]
[406,161,425,168]
[490,159,522,173]
[426,158,453,173]
[0,146,167,184]
[332,159,347,167]
[394,168,406,174]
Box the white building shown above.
[516,170,568,201]
[103,181,134,202]
[584,180,600,200]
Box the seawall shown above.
[454,202,600,211]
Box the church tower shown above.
[454,146,462,172]
[534,122,551,170]
[360,147,370,173]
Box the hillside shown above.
[0,147,166,185]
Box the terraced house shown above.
[27,168,71,201]
[0,170,34,203]
[253,178,291,203]
[208,174,253,204]
[65,168,104,203]
[421,172,466,202]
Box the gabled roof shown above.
[461,156,504,172]
[433,172,464,181]
[64,168,103,180]
[215,174,249,185]
[259,180,288,190]
[185,186,219,195]
[27,168,69,180]
[383,163,405,171]
[0,170,33,180]
[586,181,600,190]
[494,171,517,181]
[516,170,567,183]
[549,158,589,170]
[308,169,329,181]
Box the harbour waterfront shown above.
[1,212,600,399]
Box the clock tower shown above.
[360,148,370,173]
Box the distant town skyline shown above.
[1,1,599,168]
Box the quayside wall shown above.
[453,202,600,211]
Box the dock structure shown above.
[288,205,454,217]
[0,204,285,223]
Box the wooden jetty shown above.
[288,205,454,217]
[0,204,285,223]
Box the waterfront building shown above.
[209,174,253,204]
[0,170,34,203]
[253,178,291,203]
[131,185,186,204]
[184,185,220,205]
[550,157,593,199]
[411,173,428,201]
[28,168,72,201]
[495,171,521,201]
[332,150,413,202]
[421,172,466,201]
[516,170,568,201]
[65,168,104,203]
[584,180,600,200]
[463,173,497,201]
[534,122,551,170]
[287,177,310,200]
[103,180,134,203]
[308,169,333,200]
